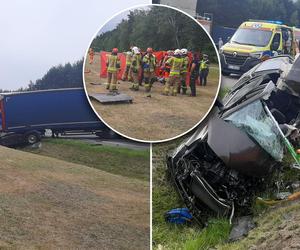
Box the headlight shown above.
[219,48,224,54]
[250,51,263,59]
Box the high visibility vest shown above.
[200,59,209,70]
[167,57,184,76]
[125,54,132,66]
[181,56,189,73]
[107,54,120,73]
[142,54,156,72]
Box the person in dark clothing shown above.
[189,53,200,96]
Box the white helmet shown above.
[126,51,132,55]
[174,49,181,55]
[131,46,138,52]
[181,48,188,55]
[133,48,140,54]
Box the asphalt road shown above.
[45,134,149,151]
[221,74,240,89]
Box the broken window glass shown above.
[225,100,284,160]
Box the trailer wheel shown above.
[96,129,118,139]
[25,131,41,145]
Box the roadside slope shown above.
[0,146,149,249]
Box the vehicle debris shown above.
[164,208,193,224]
[228,216,256,242]
[167,55,300,225]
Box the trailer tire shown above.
[96,129,118,139]
[25,131,41,145]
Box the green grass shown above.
[152,135,300,249]
[22,138,150,181]
[209,66,220,82]
[218,87,230,99]
[152,140,231,250]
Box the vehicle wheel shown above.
[25,131,41,145]
[96,129,117,139]
[222,71,230,76]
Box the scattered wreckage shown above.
[167,55,300,224]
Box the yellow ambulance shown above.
[220,20,300,76]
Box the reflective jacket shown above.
[130,54,142,73]
[181,56,189,73]
[142,54,156,72]
[166,57,184,76]
[107,54,120,73]
[125,53,132,66]
[200,59,209,71]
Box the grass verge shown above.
[152,136,300,249]
[152,140,231,250]
[22,138,150,181]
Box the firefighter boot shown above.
[144,78,151,92]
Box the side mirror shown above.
[271,41,280,51]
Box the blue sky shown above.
[0,0,149,90]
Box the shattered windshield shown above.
[225,101,284,160]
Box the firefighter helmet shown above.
[181,48,188,55]
[174,49,181,56]
[147,47,153,53]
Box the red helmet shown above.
[147,47,153,53]
[112,48,118,53]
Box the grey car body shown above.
[167,55,300,223]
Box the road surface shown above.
[221,74,239,89]
[44,133,149,150]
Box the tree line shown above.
[91,6,218,62]
[197,0,300,28]
[7,59,84,92]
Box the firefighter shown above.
[129,47,142,91]
[142,47,157,96]
[163,49,184,96]
[199,54,210,86]
[179,48,189,94]
[122,51,133,81]
[106,48,120,93]
[88,48,94,64]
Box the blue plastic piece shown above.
[165,208,193,224]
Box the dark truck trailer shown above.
[0,88,111,146]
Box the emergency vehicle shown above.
[220,20,300,75]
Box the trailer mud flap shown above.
[190,171,231,216]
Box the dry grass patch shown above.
[84,52,220,141]
[0,146,149,249]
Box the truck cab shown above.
[220,20,300,76]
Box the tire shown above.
[96,129,117,139]
[25,131,41,145]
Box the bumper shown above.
[166,147,232,221]
[220,53,260,75]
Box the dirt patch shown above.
[0,146,149,249]
[84,52,220,141]
[219,201,300,250]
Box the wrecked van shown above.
[167,55,300,224]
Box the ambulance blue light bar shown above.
[266,20,283,25]
[249,19,283,25]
